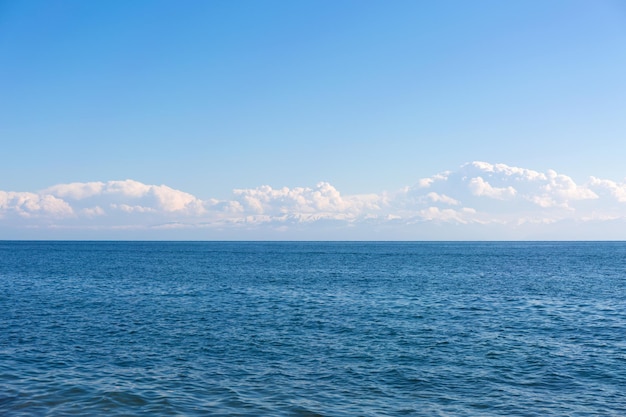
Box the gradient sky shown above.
[2,0,626,239]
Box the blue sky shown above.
[1,0,626,239]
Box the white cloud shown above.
[231,182,381,220]
[511,170,597,209]
[151,184,205,214]
[416,171,450,188]
[3,161,626,238]
[589,177,626,202]
[105,180,151,198]
[81,206,105,217]
[425,192,460,206]
[111,204,156,214]
[45,180,206,215]
[0,191,73,218]
[466,161,546,181]
[529,195,556,208]
[44,182,105,199]
[544,170,598,201]
[427,161,597,209]
[415,207,477,224]
[469,177,517,200]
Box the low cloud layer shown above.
[3,162,626,239]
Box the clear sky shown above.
[1,0,626,239]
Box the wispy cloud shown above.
[3,162,626,238]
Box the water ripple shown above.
[1,241,626,415]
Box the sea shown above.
[1,241,625,416]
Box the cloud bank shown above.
[3,162,626,239]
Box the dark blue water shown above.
[1,241,625,416]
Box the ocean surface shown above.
[1,241,625,416]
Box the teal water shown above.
[1,241,625,416]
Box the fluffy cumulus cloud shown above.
[588,177,626,202]
[414,161,598,210]
[0,191,73,218]
[3,162,626,239]
[43,180,206,215]
[468,177,517,200]
[230,182,381,223]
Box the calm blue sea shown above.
[1,241,626,416]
